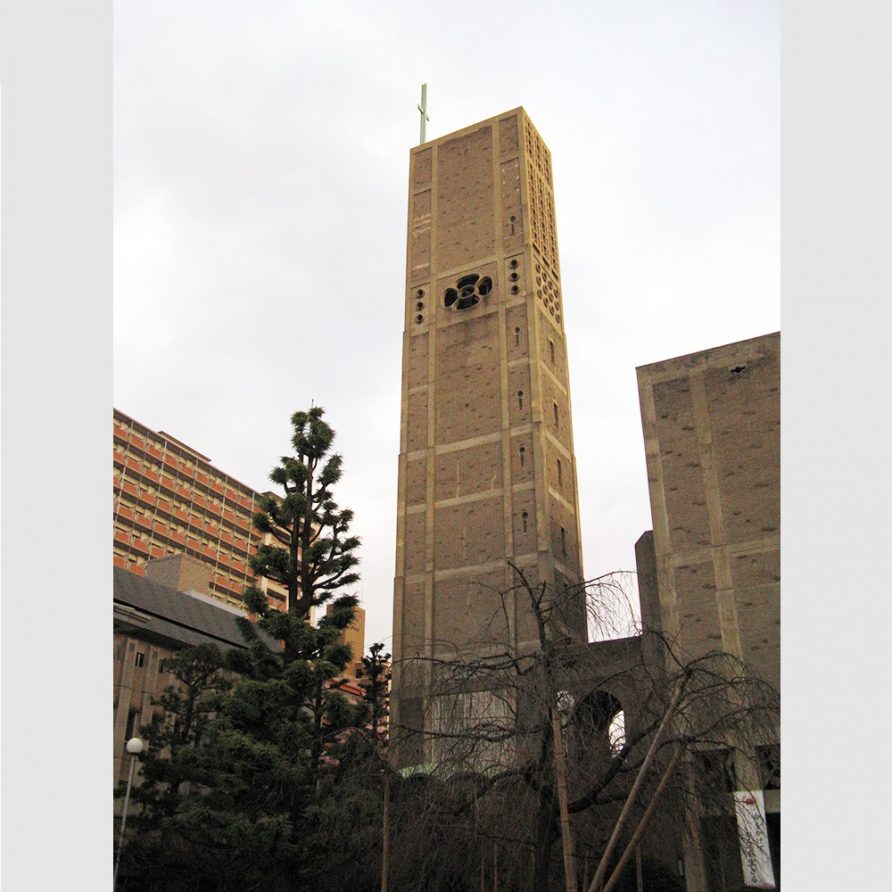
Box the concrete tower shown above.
[391,109,585,764]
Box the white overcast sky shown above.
[113,0,780,650]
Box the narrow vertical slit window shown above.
[125,709,139,741]
[549,340,555,363]
[553,402,559,426]
[519,445,526,467]
[522,511,529,533]
[514,327,521,347]
[517,391,524,410]
[560,526,567,555]
[557,459,562,486]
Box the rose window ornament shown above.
[443,273,493,310]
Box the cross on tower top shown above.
[417,83,429,145]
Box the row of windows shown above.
[115,509,257,566]
[114,462,256,523]
[114,486,257,552]
[115,528,253,583]
[114,437,258,511]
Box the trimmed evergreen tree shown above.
[117,408,385,891]
[361,641,392,744]
[121,624,379,891]
[246,406,360,624]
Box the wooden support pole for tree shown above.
[635,845,644,892]
[587,681,685,892]
[552,708,577,892]
[601,747,683,892]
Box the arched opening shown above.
[607,709,626,755]
[575,690,625,759]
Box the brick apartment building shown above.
[113,409,287,609]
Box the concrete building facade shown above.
[113,409,287,609]
[391,109,586,762]
[635,333,780,692]
[114,557,370,802]
[113,558,256,794]
[633,333,781,890]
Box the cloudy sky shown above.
[114,0,779,650]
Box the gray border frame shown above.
[782,1,890,888]
[1,0,111,886]
[1,1,890,887]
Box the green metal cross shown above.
[417,83,429,145]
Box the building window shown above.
[549,340,555,363]
[514,326,521,346]
[758,744,780,790]
[522,511,529,533]
[519,445,526,467]
[517,391,524,410]
[125,709,139,741]
[134,651,145,668]
[553,402,559,426]
[693,748,736,794]
[556,459,562,486]
[560,527,567,555]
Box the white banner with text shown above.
[733,789,775,889]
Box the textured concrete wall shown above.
[636,333,780,689]
[144,552,211,595]
[392,110,587,754]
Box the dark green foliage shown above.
[361,641,392,742]
[247,407,360,621]
[118,623,392,891]
[115,409,392,890]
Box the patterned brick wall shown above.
[393,110,586,744]
[636,333,780,689]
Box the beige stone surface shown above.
[636,332,780,689]
[391,110,587,761]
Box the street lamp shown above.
[113,737,144,890]
[555,690,576,724]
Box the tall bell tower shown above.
[391,108,585,764]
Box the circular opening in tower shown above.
[444,273,492,310]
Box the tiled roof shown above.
[114,567,258,650]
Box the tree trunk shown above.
[533,793,558,892]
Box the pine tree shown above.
[246,406,360,625]
[117,409,383,891]
[361,641,392,744]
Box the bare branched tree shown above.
[387,565,779,892]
